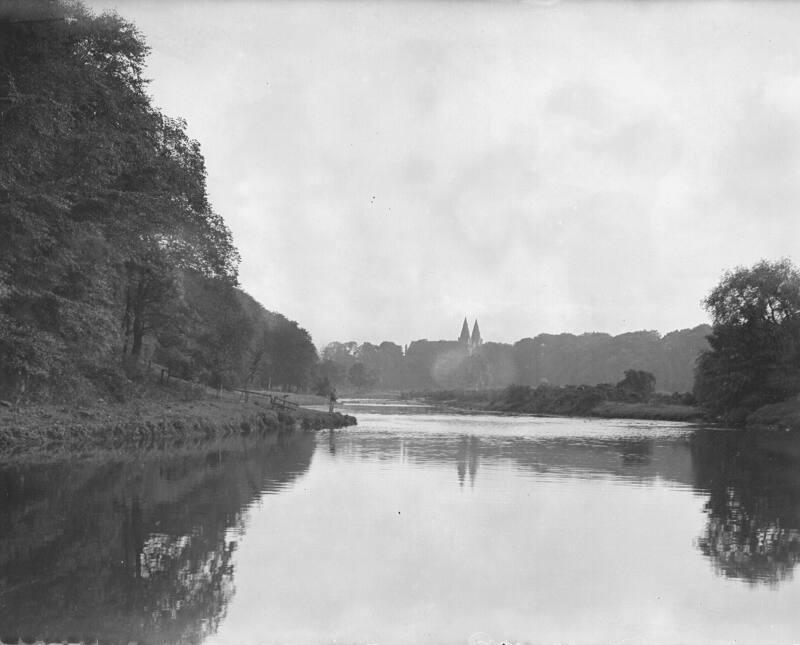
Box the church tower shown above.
[458,317,470,345]
[470,320,482,350]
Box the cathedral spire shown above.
[471,320,482,347]
[459,317,470,344]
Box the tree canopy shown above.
[0,1,317,399]
[694,259,800,420]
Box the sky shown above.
[87,0,800,348]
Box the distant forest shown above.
[0,2,318,400]
[320,325,711,394]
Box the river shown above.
[1,400,800,644]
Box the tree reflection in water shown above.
[5,419,800,644]
[0,430,315,644]
[328,423,800,587]
[692,430,800,586]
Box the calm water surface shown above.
[2,401,800,644]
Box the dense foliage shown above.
[321,327,709,393]
[0,1,318,399]
[151,276,318,393]
[409,369,692,417]
[695,259,800,421]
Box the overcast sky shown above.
[88,0,800,348]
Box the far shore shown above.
[394,391,800,430]
[398,397,706,423]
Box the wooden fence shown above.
[230,388,300,411]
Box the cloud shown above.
[86,0,800,345]
[716,88,800,223]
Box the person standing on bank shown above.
[329,388,337,413]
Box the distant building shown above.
[471,320,482,348]
[459,318,470,345]
[458,317,483,354]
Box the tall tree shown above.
[695,259,800,419]
[116,113,238,359]
[269,320,317,391]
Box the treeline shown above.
[151,277,318,393]
[0,2,317,400]
[408,369,696,416]
[319,326,710,394]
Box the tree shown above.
[317,359,346,388]
[0,2,153,393]
[616,369,656,401]
[695,259,800,420]
[268,319,317,391]
[181,274,252,389]
[312,375,333,397]
[116,113,239,360]
[0,1,238,397]
[348,362,376,389]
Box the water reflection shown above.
[0,430,314,644]
[327,424,694,488]
[3,412,800,645]
[327,416,800,587]
[692,431,800,585]
[456,436,480,488]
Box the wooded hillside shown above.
[0,1,318,400]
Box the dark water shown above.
[1,403,800,644]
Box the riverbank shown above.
[745,397,800,431]
[0,387,356,458]
[591,401,705,421]
[406,390,800,428]
[430,399,706,422]
[405,386,706,423]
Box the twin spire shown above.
[459,317,482,349]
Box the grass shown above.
[0,381,356,460]
[591,401,705,422]
[407,386,706,422]
[747,397,800,430]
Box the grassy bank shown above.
[591,401,705,422]
[746,398,800,431]
[0,383,356,458]
[406,385,706,423]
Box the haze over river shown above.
[2,400,800,644]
